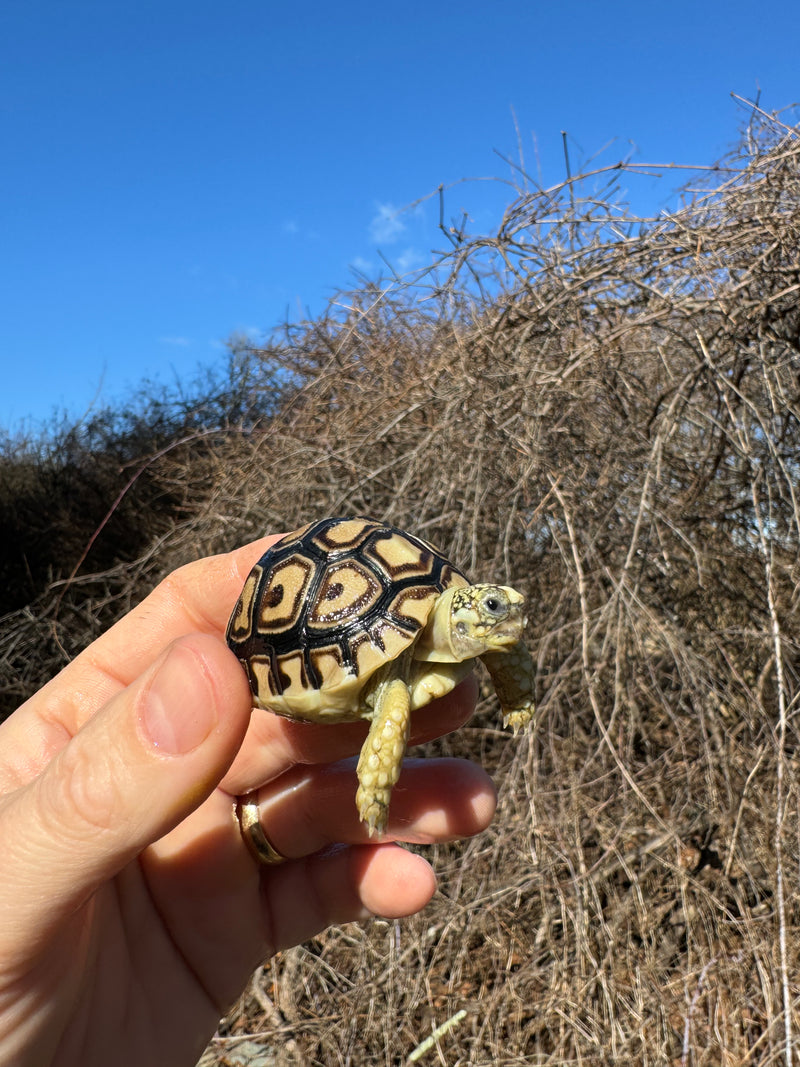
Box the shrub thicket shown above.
[3,107,800,1064]
[0,359,277,710]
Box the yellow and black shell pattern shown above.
[226,516,469,721]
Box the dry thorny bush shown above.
[4,106,800,1063]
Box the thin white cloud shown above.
[159,336,191,347]
[282,219,319,240]
[369,202,406,244]
[393,248,423,273]
[225,326,264,347]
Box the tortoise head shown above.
[416,584,527,663]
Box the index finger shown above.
[17,536,280,736]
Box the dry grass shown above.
[4,102,800,1064]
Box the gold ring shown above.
[235,791,289,866]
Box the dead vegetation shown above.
[4,103,800,1064]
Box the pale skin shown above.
[0,536,496,1067]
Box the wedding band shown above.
[236,791,289,866]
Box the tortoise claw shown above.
[503,705,536,733]
[356,788,389,838]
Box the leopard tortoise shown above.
[226,516,537,839]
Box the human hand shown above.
[0,537,495,1067]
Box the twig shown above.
[407,1010,468,1063]
[752,475,793,1067]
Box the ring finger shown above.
[238,755,497,862]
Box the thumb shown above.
[0,634,252,958]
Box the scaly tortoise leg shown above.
[482,640,537,733]
[356,677,411,837]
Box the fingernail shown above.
[141,644,219,755]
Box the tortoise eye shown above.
[484,594,505,616]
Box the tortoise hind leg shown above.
[481,641,537,733]
[356,677,411,837]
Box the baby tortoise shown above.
[227,516,537,838]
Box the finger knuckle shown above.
[42,738,125,840]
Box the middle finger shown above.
[220,675,480,795]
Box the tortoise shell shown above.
[226,516,470,721]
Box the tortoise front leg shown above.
[481,640,537,733]
[356,677,411,837]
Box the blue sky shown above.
[1,0,798,432]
